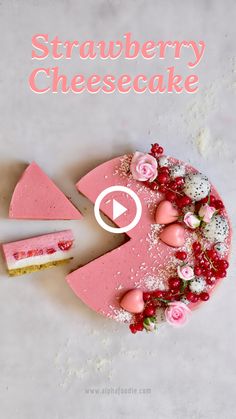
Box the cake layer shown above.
[8,259,72,277]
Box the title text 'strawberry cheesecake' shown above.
[67,143,231,335]
[9,162,82,220]
[2,230,74,276]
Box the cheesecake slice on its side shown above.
[2,230,74,277]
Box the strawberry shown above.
[58,240,73,251]
[13,251,26,260]
[27,249,43,258]
[46,248,56,255]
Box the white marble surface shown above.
[0,1,236,418]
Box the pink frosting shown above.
[130,152,158,182]
[165,302,191,327]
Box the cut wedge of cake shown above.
[9,162,82,220]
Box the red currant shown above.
[143,306,156,317]
[192,241,202,254]
[135,322,144,331]
[159,185,168,193]
[200,196,209,204]
[129,324,137,334]
[209,195,216,206]
[157,173,169,184]
[217,259,229,270]
[143,292,151,302]
[186,292,199,303]
[153,290,163,298]
[206,249,219,261]
[159,166,170,175]
[168,180,178,191]
[200,292,210,301]
[165,191,177,202]
[175,177,185,187]
[134,313,144,322]
[157,146,164,155]
[150,143,159,154]
[214,200,224,210]
[175,251,187,261]
[168,277,181,289]
[216,270,227,279]
[194,266,202,276]
[180,196,192,207]
[206,277,215,286]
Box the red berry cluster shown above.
[148,144,192,209]
[192,241,229,285]
[157,167,192,209]
[196,194,225,214]
[150,142,164,157]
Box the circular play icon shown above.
[94,185,142,234]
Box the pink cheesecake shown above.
[66,148,231,331]
[2,230,74,276]
[9,162,82,220]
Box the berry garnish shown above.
[129,324,137,334]
[153,290,164,298]
[168,277,181,290]
[178,195,192,207]
[58,240,73,251]
[186,292,199,303]
[135,322,144,331]
[200,292,210,301]
[143,306,156,317]
[150,143,164,156]
[192,241,202,254]
[143,292,151,302]
[175,177,185,187]
[175,251,187,261]
[214,199,224,210]
[157,173,169,185]
[194,266,202,276]
[159,166,170,175]
[165,191,176,202]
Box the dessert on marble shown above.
[2,230,74,276]
[9,162,82,220]
[67,143,231,334]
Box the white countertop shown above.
[0,1,236,418]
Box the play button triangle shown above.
[112,199,127,220]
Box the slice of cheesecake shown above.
[2,230,74,276]
[9,162,82,220]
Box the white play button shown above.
[112,199,127,220]
[94,185,142,234]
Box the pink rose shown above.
[177,265,194,281]
[183,212,201,229]
[130,152,158,182]
[198,204,216,223]
[165,301,191,327]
